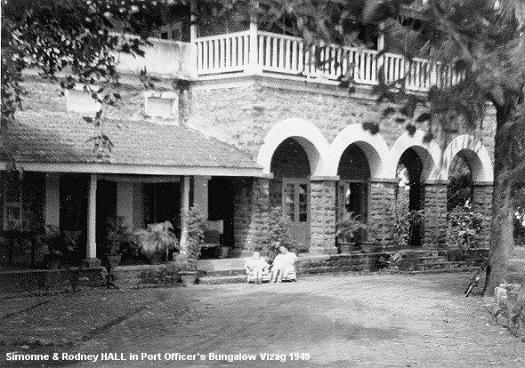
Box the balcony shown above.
[116,31,463,93]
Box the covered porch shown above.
[0,110,262,270]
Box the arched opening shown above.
[447,152,474,211]
[337,144,370,222]
[396,148,429,247]
[270,138,312,250]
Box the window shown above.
[3,176,23,230]
[144,91,178,120]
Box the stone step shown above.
[198,275,246,285]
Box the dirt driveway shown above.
[1,273,524,368]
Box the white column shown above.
[116,182,134,228]
[193,176,210,220]
[84,174,101,267]
[44,174,60,228]
[179,176,191,256]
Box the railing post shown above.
[189,0,198,78]
[246,0,262,74]
[376,22,385,85]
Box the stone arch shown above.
[329,124,390,178]
[441,135,493,182]
[389,131,442,182]
[257,118,331,176]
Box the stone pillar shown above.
[84,174,101,267]
[472,181,493,248]
[44,173,60,228]
[193,176,210,220]
[233,177,270,252]
[423,181,448,249]
[179,176,191,256]
[309,177,338,255]
[369,180,398,249]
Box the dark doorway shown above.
[96,180,117,256]
[208,177,234,247]
[59,174,89,263]
[397,148,425,247]
[143,182,181,230]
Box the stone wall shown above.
[368,181,397,248]
[309,179,337,254]
[424,183,448,249]
[233,178,270,251]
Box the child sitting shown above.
[244,251,269,284]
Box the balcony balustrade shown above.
[115,30,463,93]
[195,30,464,92]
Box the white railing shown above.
[194,31,463,92]
[195,31,251,74]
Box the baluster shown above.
[291,40,298,72]
[371,52,377,83]
[265,36,271,67]
[203,41,209,71]
[279,38,285,69]
[225,37,230,69]
[272,37,278,68]
[258,34,264,66]
[243,34,249,65]
[298,41,304,73]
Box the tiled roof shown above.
[1,110,261,172]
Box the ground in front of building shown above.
[0,273,523,368]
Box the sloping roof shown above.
[1,110,262,176]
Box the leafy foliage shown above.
[336,212,367,243]
[134,221,179,262]
[260,206,293,261]
[105,216,133,255]
[181,206,206,270]
[446,200,484,250]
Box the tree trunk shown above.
[486,104,517,294]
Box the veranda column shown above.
[84,174,101,267]
[189,0,198,79]
[423,180,448,249]
[179,176,191,256]
[472,181,494,248]
[309,177,338,255]
[369,179,398,250]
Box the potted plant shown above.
[39,225,68,269]
[336,212,368,254]
[134,221,179,264]
[178,207,205,286]
[105,217,132,268]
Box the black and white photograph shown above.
[0,0,524,367]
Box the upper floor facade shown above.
[115,0,462,93]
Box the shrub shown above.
[180,206,206,270]
[336,212,367,244]
[105,216,133,255]
[260,206,293,261]
[134,221,179,263]
[447,200,484,250]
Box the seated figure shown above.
[244,251,270,283]
[270,245,297,283]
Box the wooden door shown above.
[282,179,310,250]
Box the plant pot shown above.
[105,253,122,268]
[179,271,198,287]
[338,242,356,254]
